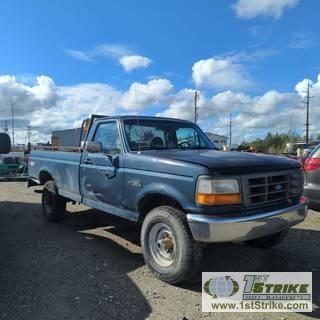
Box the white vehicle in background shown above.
[284,141,319,155]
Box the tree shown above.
[241,132,304,154]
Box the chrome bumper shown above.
[187,201,308,243]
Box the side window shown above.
[93,122,121,154]
[176,127,207,148]
[311,145,320,158]
[124,125,166,149]
[176,127,199,146]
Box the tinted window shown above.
[93,122,121,154]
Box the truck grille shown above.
[242,169,303,207]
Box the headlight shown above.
[196,176,241,205]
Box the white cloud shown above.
[294,78,312,97]
[0,75,176,142]
[119,55,152,72]
[232,0,300,19]
[92,44,132,59]
[157,89,200,120]
[158,86,303,143]
[65,43,152,72]
[192,57,252,90]
[289,32,318,49]
[121,79,173,110]
[0,75,57,118]
[28,76,57,103]
[65,49,94,62]
[2,72,320,145]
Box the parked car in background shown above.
[303,144,320,211]
[302,146,316,158]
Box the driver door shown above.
[81,121,125,209]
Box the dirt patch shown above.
[0,182,319,319]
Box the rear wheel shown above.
[141,206,203,284]
[42,180,66,222]
[246,230,288,249]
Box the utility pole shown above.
[289,114,293,136]
[11,102,16,147]
[27,125,32,144]
[229,113,232,147]
[288,113,293,143]
[194,90,199,124]
[304,83,311,144]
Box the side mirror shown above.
[106,154,119,167]
[86,141,102,153]
[0,133,11,154]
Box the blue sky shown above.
[0,0,320,143]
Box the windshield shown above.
[123,119,214,151]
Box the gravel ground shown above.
[0,182,319,320]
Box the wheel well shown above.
[138,194,184,222]
[39,170,53,185]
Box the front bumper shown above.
[303,183,320,208]
[187,200,308,243]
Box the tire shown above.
[42,180,66,222]
[141,206,203,284]
[0,133,11,154]
[246,230,288,249]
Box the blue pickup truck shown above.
[28,115,308,284]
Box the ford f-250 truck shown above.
[28,115,308,284]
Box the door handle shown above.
[84,159,93,165]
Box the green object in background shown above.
[0,162,28,180]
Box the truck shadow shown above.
[64,207,320,317]
[0,201,151,320]
[1,200,319,319]
[184,229,320,317]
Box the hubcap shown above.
[148,223,176,267]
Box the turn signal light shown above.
[196,193,241,205]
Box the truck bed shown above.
[29,151,82,202]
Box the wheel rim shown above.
[148,223,176,267]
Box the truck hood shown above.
[142,149,301,174]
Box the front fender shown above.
[136,181,193,211]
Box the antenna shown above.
[194,90,199,124]
[133,84,141,153]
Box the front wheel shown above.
[245,230,288,249]
[141,206,203,284]
[42,180,66,222]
